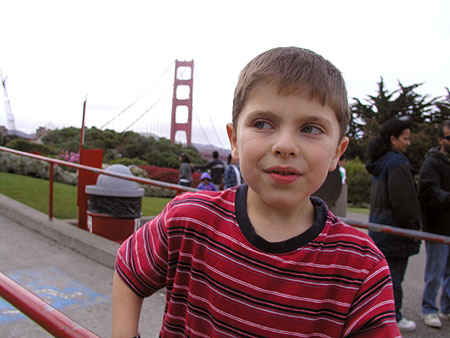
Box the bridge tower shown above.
[170,60,194,145]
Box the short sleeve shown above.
[115,210,169,298]
[343,258,401,337]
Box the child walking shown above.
[112,47,400,337]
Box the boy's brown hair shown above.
[232,47,350,138]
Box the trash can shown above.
[85,164,144,243]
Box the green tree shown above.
[347,78,443,170]
[434,88,450,122]
[42,127,80,149]
[40,126,209,168]
[350,78,436,136]
[408,123,439,172]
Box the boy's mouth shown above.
[264,167,300,176]
[265,166,300,184]
[264,166,300,176]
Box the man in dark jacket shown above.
[195,151,225,190]
[419,120,450,328]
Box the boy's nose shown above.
[272,131,299,158]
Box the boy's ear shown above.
[328,136,349,172]
[227,123,239,159]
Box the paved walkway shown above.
[0,213,166,337]
[0,197,449,337]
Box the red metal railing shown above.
[0,146,197,220]
[0,272,99,338]
[1,145,450,245]
[341,217,450,245]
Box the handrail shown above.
[1,146,450,245]
[0,272,100,338]
[341,217,450,245]
[0,146,198,220]
[0,146,198,192]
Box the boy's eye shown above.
[253,120,272,130]
[301,125,322,134]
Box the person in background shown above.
[196,172,217,191]
[195,150,225,190]
[178,153,192,187]
[365,118,421,332]
[419,120,450,328]
[224,154,242,189]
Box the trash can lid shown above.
[85,164,145,197]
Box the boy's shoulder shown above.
[169,189,236,215]
[320,211,384,257]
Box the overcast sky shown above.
[1,0,449,149]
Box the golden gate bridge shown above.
[96,60,226,149]
[1,60,228,150]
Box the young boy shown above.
[113,47,400,337]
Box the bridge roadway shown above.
[0,193,449,337]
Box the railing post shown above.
[49,163,54,220]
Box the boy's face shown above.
[227,83,348,211]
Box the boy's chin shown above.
[250,188,312,211]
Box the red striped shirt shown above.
[116,185,400,337]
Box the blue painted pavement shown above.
[0,266,109,324]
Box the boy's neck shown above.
[246,189,315,243]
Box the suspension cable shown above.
[122,82,173,132]
[100,61,174,129]
[193,66,225,147]
[194,107,214,145]
[208,113,225,148]
[123,64,193,133]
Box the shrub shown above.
[140,165,179,184]
[128,165,176,198]
[57,149,80,173]
[5,139,56,155]
[143,185,177,198]
[110,157,147,167]
[0,152,77,185]
[57,149,80,163]
[345,158,371,207]
[139,164,202,191]
[192,171,201,187]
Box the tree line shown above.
[347,78,449,172]
[1,127,206,169]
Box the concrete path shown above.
[0,194,449,337]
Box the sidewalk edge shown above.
[0,193,119,269]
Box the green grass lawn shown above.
[347,206,370,215]
[0,172,171,219]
